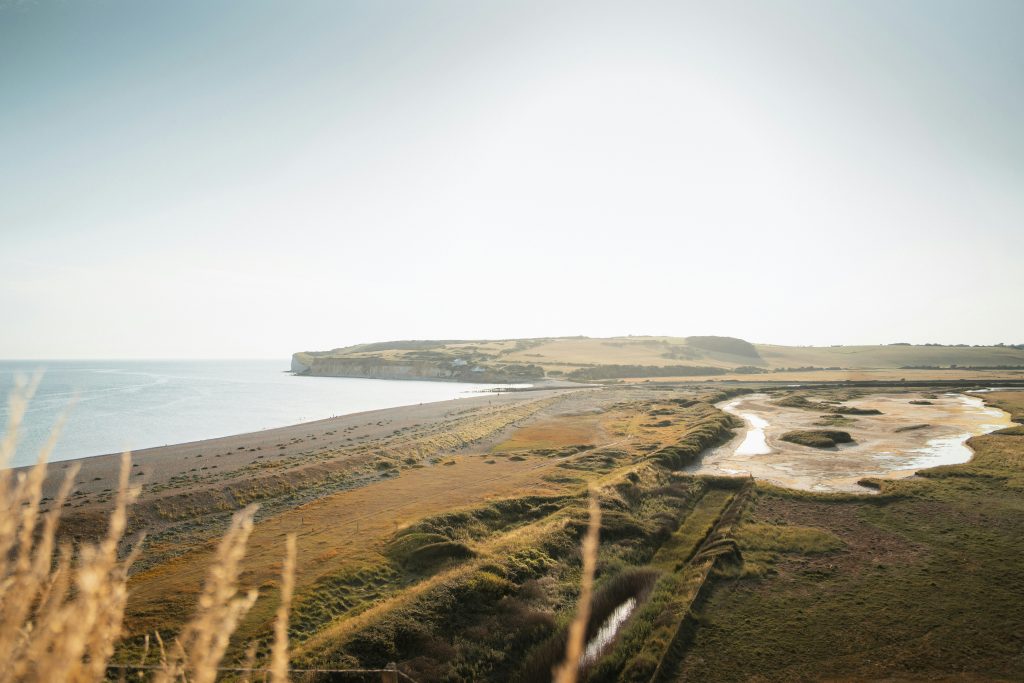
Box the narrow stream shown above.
[722,396,771,455]
[579,597,637,668]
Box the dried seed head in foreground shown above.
[553,486,602,683]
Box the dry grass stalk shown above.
[1,376,141,683]
[153,505,259,683]
[270,533,297,683]
[552,486,602,683]
[1,378,297,683]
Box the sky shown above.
[1,0,1022,359]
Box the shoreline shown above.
[27,386,585,500]
[2,364,572,470]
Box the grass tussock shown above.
[779,430,854,449]
[813,414,856,427]
[387,536,475,573]
[774,393,882,416]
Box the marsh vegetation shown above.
[779,430,854,448]
[678,392,1024,681]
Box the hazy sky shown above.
[2,0,1022,358]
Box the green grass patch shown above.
[735,522,844,554]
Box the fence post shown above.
[381,662,398,683]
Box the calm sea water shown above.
[0,360,513,468]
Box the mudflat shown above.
[695,391,1012,491]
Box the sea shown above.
[0,360,515,469]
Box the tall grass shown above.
[0,379,295,682]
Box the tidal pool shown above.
[727,399,771,456]
[580,597,638,668]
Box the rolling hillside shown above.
[292,337,1024,382]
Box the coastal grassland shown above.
[984,390,1024,424]
[491,412,602,452]
[115,388,736,666]
[121,442,578,655]
[492,391,739,466]
[92,396,560,573]
[107,385,1023,680]
[670,392,1024,681]
[293,469,748,682]
[265,390,749,681]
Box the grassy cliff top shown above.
[294,336,1024,375]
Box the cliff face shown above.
[290,353,544,383]
[290,355,311,374]
[294,356,452,380]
